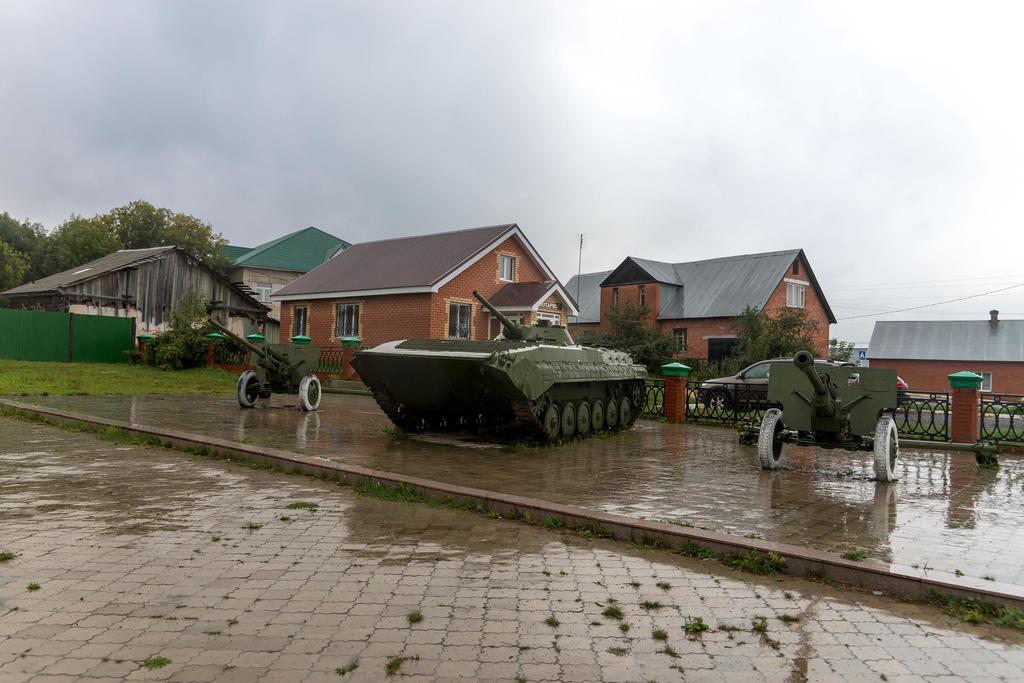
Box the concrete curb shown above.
[3,397,1022,611]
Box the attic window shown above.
[73,267,93,275]
[792,261,799,275]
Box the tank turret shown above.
[472,290,574,345]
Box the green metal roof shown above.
[221,244,254,260]
[230,226,350,273]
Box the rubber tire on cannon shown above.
[757,408,787,470]
[298,373,322,412]
[236,370,261,408]
[873,415,899,482]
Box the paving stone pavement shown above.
[1,416,1023,682]
[29,394,1024,586]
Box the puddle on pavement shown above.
[20,393,1024,586]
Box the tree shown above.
[96,200,229,270]
[579,301,677,373]
[0,240,29,293]
[732,306,819,366]
[0,212,45,280]
[34,216,120,276]
[828,338,855,362]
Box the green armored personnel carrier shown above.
[352,291,648,441]
[207,319,323,411]
[758,350,900,481]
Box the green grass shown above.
[601,605,623,620]
[407,611,423,624]
[143,656,170,670]
[285,501,319,511]
[0,359,236,397]
[777,614,800,624]
[841,549,868,562]
[544,615,560,627]
[0,551,16,562]
[656,581,671,591]
[721,551,786,575]
[26,582,40,591]
[640,600,663,610]
[926,590,1024,630]
[679,540,716,560]
[652,628,668,641]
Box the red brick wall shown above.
[278,235,553,347]
[869,359,1024,395]
[434,235,547,340]
[589,254,831,361]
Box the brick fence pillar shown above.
[948,371,982,444]
[661,362,691,424]
[341,337,362,381]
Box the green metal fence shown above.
[0,308,134,363]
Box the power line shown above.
[835,282,1024,321]
[829,273,1024,289]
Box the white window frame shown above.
[672,327,687,352]
[499,255,516,282]
[786,282,806,308]
[253,282,273,302]
[489,314,521,339]
[448,302,471,339]
[971,370,993,392]
[335,303,360,337]
[537,312,561,325]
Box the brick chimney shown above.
[990,309,999,329]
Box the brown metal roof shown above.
[274,224,518,297]
[489,281,557,308]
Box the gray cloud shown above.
[2,0,1022,343]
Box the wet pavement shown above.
[2,416,1024,682]
[25,394,1024,587]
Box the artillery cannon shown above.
[757,350,900,481]
[207,319,323,411]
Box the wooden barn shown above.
[2,246,271,337]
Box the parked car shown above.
[698,357,854,411]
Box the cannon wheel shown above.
[236,370,260,408]
[542,404,560,441]
[873,415,899,482]
[606,397,619,429]
[560,401,577,437]
[576,401,591,436]
[298,373,322,412]
[591,400,605,431]
[758,408,787,470]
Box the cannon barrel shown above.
[206,318,285,365]
[793,350,836,416]
[472,290,525,340]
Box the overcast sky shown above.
[2,0,1022,343]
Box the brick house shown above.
[272,224,578,349]
[567,249,835,362]
[868,312,1024,393]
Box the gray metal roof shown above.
[567,249,835,323]
[3,246,176,296]
[868,320,1024,362]
[566,270,611,323]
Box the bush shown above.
[140,292,247,370]
[580,301,677,373]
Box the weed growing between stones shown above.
[652,629,668,641]
[841,549,868,562]
[143,656,170,670]
[777,613,801,623]
[335,659,359,676]
[602,605,623,620]
[384,655,418,676]
[684,616,709,634]
[541,517,564,529]
[26,582,40,591]
[640,600,663,611]
[286,501,319,510]
[679,540,716,560]
[0,551,16,562]
[407,611,423,624]
[656,581,671,591]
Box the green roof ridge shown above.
[231,226,350,272]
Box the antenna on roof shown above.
[575,234,584,310]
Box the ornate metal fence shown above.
[887,392,950,442]
[685,381,775,424]
[980,393,1024,443]
[316,347,345,376]
[642,380,665,418]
